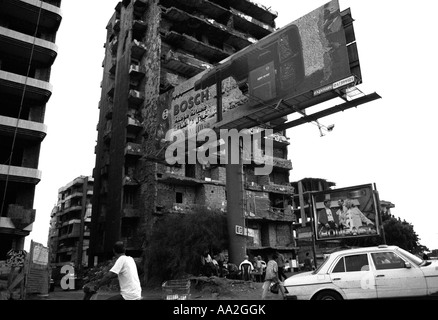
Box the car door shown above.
[329,253,377,299]
[371,251,427,298]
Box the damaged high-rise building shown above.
[89,0,298,269]
[0,0,62,260]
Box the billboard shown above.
[156,75,248,140]
[156,0,354,139]
[312,184,380,241]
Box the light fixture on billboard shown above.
[316,121,335,137]
[343,86,365,101]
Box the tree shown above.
[343,211,429,254]
[145,208,228,282]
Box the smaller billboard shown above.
[312,184,379,241]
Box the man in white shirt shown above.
[239,255,254,281]
[93,241,142,300]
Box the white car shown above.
[283,245,438,300]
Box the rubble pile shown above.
[81,258,119,292]
[189,276,256,299]
[80,257,144,292]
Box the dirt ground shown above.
[32,276,285,301]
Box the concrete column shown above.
[225,146,246,265]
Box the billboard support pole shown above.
[309,198,319,269]
[373,183,386,245]
[215,76,246,264]
[225,142,247,265]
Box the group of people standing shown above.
[200,250,227,277]
[200,250,292,299]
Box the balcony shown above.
[0,218,30,235]
[245,206,294,222]
[230,8,274,40]
[109,58,117,75]
[6,204,36,230]
[157,172,205,187]
[103,128,111,143]
[107,85,115,98]
[64,191,84,201]
[122,207,141,218]
[0,70,53,102]
[133,0,149,15]
[105,104,113,119]
[0,0,62,31]
[162,31,228,63]
[271,157,293,171]
[60,219,81,228]
[131,39,147,60]
[62,205,82,215]
[123,175,139,186]
[230,0,278,27]
[169,203,206,214]
[61,176,87,190]
[126,116,142,133]
[100,164,109,176]
[248,154,292,171]
[59,229,81,240]
[242,153,292,171]
[162,7,253,52]
[128,89,145,107]
[245,182,263,192]
[133,19,148,33]
[0,27,58,66]
[129,64,145,82]
[110,38,118,56]
[0,164,41,184]
[124,142,142,158]
[161,42,210,78]
[159,0,229,23]
[262,184,294,195]
[115,1,122,13]
[113,19,121,33]
[0,115,47,141]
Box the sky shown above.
[25,0,438,252]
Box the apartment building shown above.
[89,0,297,265]
[0,0,62,260]
[48,176,93,268]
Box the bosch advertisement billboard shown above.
[156,0,354,140]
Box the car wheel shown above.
[314,291,342,300]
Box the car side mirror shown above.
[405,262,411,269]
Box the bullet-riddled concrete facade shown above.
[0,0,62,260]
[90,0,297,267]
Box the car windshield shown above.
[396,247,424,266]
[312,254,330,274]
